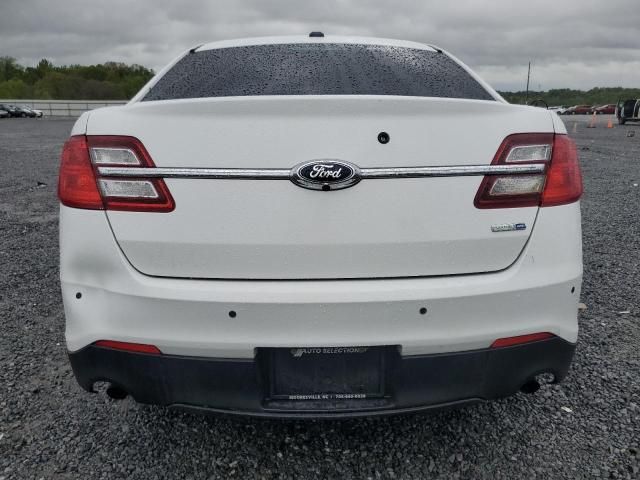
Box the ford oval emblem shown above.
[290,160,361,191]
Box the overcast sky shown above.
[1,0,639,91]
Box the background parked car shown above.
[15,105,37,117]
[549,106,568,114]
[616,99,640,125]
[21,105,43,117]
[18,105,43,118]
[0,104,22,117]
[0,104,36,117]
[0,104,41,118]
[0,109,9,118]
[593,104,616,115]
[565,105,593,115]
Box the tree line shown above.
[500,87,640,107]
[0,57,154,100]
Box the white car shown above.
[549,106,568,115]
[58,34,583,417]
[30,107,44,117]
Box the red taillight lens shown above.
[490,332,555,348]
[474,133,582,209]
[541,135,583,207]
[58,136,103,209]
[58,135,174,212]
[94,340,162,354]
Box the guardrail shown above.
[0,99,127,117]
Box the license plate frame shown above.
[261,346,393,402]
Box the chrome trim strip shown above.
[360,164,546,178]
[98,167,291,179]
[98,164,546,179]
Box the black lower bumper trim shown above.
[68,338,575,418]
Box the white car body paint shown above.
[61,201,581,357]
[59,37,582,415]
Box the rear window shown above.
[142,43,494,101]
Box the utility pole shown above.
[525,62,531,104]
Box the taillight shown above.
[540,135,583,207]
[58,135,174,212]
[474,133,582,209]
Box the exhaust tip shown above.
[520,379,541,394]
[106,385,128,400]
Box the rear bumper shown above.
[61,204,582,358]
[69,337,575,418]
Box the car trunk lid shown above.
[87,96,554,279]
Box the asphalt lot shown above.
[0,114,639,479]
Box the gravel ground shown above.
[0,115,638,479]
